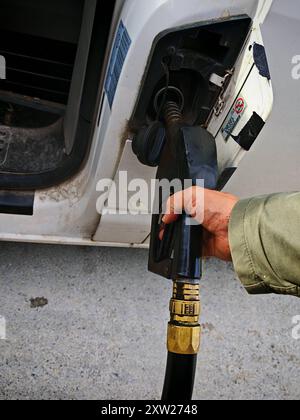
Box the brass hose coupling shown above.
[167,282,201,355]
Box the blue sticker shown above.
[105,21,131,108]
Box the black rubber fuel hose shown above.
[162,352,197,401]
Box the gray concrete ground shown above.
[0,242,299,400]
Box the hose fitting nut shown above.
[167,324,201,355]
[167,282,201,355]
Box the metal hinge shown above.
[212,69,234,117]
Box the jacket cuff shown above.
[228,198,272,295]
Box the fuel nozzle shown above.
[132,84,218,401]
[161,101,201,357]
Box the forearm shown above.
[229,193,300,298]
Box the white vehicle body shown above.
[0,0,298,248]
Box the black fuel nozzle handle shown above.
[132,98,218,281]
[174,213,203,280]
[153,211,203,281]
[148,113,218,281]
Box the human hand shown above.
[160,187,239,261]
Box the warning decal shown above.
[234,97,245,114]
[221,97,247,141]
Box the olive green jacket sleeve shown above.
[229,193,300,298]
